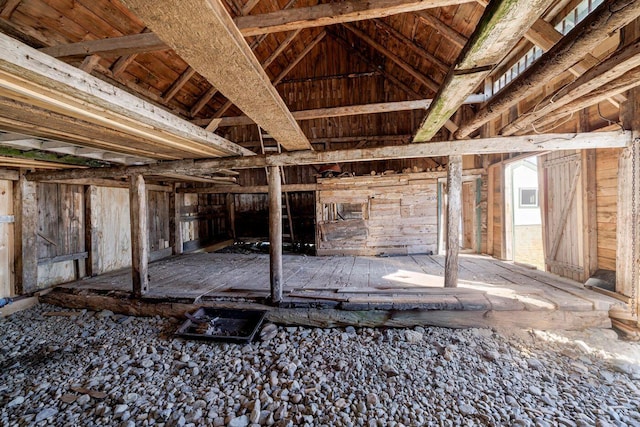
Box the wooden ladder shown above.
[258,127,295,244]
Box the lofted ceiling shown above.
[0,0,638,171]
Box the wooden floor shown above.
[58,253,620,317]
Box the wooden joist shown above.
[39,33,167,60]
[413,0,555,142]
[26,131,632,182]
[0,33,252,158]
[234,0,470,37]
[502,39,640,135]
[197,95,486,128]
[456,0,640,139]
[413,10,467,49]
[121,0,311,151]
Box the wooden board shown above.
[0,179,13,297]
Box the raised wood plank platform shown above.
[44,253,622,330]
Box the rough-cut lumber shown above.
[41,290,613,330]
[344,23,439,93]
[163,66,196,103]
[268,166,283,303]
[27,131,633,181]
[178,183,317,194]
[445,155,461,287]
[130,174,149,297]
[0,169,19,180]
[200,96,485,127]
[502,39,640,135]
[234,0,469,36]
[518,66,640,132]
[169,184,183,256]
[39,33,167,59]
[14,171,37,294]
[121,0,311,151]
[413,0,554,142]
[456,0,640,139]
[0,33,252,158]
[413,10,466,49]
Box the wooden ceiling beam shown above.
[343,23,440,93]
[26,131,632,181]
[235,0,470,36]
[413,0,556,142]
[122,0,311,151]
[39,33,167,60]
[413,10,467,49]
[163,66,196,103]
[456,0,640,139]
[0,0,21,20]
[502,39,640,135]
[110,28,152,78]
[199,95,485,127]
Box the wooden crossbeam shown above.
[456,0,640,139]
[0,34,252,159]
[234,0,470,37]
[39,33,167,59]
[502,39,640,135]
[163,66,196,103]
[413,0,555,142]
[198,95,485,127]
[121,0,311,151]
[26,131,632,182]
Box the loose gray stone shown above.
[35,408,58,423]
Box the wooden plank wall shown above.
[148,190,171,260]
[596,148,621,271]
[316,172,438,256]
[487,164,504,259]
[181,193,228,250]
[462,181,476,250]
[92,187,131,275]
[0,179,14,297]
[37,183,85,287]
[540,150,585,281]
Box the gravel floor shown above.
[1,304,640,427]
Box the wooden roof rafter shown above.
[456,0,640,139]
[413,0,557,142]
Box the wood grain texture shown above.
[129,174,149,297]
[121,0,311,151]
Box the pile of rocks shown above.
[1,304,639,426]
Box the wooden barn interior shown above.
[0,0,639,334]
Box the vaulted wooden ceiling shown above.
[0,0,639,170]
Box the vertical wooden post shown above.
[84,185,100,276]
[13,171,37,295]
[169,183,183,256]
[581,149,598,280]
[619,86,640,323]
[129,174,149,297]
[445,155,462,288]
[226,193,236,240]
[268,165,283,303]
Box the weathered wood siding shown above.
[148,190,171,260]
[181,193,228,251]
[0,179,14,297]
[487,164,504,259]
[595,148,621,271]
[36,183,85,287]
[92,187,131,275]
[540,151,585,281]
[316,173,438,256]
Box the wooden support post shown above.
[129,174,149,297]
[226,193,236,240]
[445,155,462,288]
[268,166,283,303]
[582,149,598,281]
[84,185,100,276]
[169,183,183,256]
[13,170,37,294]
[619,86,640,323]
